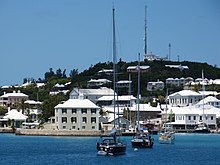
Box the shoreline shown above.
[1,127,219,136]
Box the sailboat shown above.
[159,90,175,144]
[96,7,126,156]
[131,54,154,148]
[194,70,210,133]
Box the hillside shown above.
[71,60,220,97]
[1,60,220,121]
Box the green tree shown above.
[41,93,67,121]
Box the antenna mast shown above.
[168,43,171,60]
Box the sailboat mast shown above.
[202,70,205,123]
[137,53,141,130]
[165,89,168,132]
[112,7,117,128]
[144,6,147,56]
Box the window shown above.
[63,126,66,129]
[62,117,67,123]
[91,109,96,114]
[211,116,214,120]
[62,109,67,114]
[200,116,202,121]
[92,126,95,129]
[71,117,77,123]
[91,117,96,123]
[81,109,87,114]
[82,126,86,129]
[72,109,77,114]
[72,126,76,129]
[188,116,191,120]
[193,116,196,120]
[82,117,87,123]
[177,116,182,120]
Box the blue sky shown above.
[0,0,219,86]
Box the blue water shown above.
[0,133,220,165]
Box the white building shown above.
[87,79,111,87]
[166,77,186,86]
[97,69,113,75]
[0,91,28,107]
[196,96,220,109]
[97,95,136,107]
[168,90,202,107]
[117,80,132,88]
[165,105,218,130]
[127,66,150,73]
[0,109,27,128]
[165,64,189,71]
[69,87,115,103]
[144,54,167,61]
[54,98,100,131]
[147,80,164,91]
[24,100,42,122]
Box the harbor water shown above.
[0,133,220,165]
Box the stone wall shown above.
[15,128,101,136]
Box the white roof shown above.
[102,103,161,115]
[1,85,11,89]
[169,90,201,97]
[198,91,218,96]
[65,82,71,86]
[165,64,189,70]
[21,82,32,87]
[168,105,219,116]
[54,83,65,88]
[24,100,42,105]
[98,95,136,101]
[55,99,99,109]
[3,109,27,120]
[36,83,45,88]
[88,79,111,83]
[117,80,132,84]
[129,103,161,112]
[1,92,28,98]
[196,96,220,105]
[127,66,150,70]
[213,79,220,85]
[98,69,113,73]
[72,87,115,96]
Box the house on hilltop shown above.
[0,91,28,108]
[168,90,203,107]
[69,87,115,104]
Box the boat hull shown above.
[97,134,126,156]
[97,143,126,156]
[193,129,210,133]
[131,140,153,148]
[159,138,174,144]
[131,134,154,148]
[159,132,175,144]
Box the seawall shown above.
[15,128,101,136]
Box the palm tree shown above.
[16,98,28,114]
